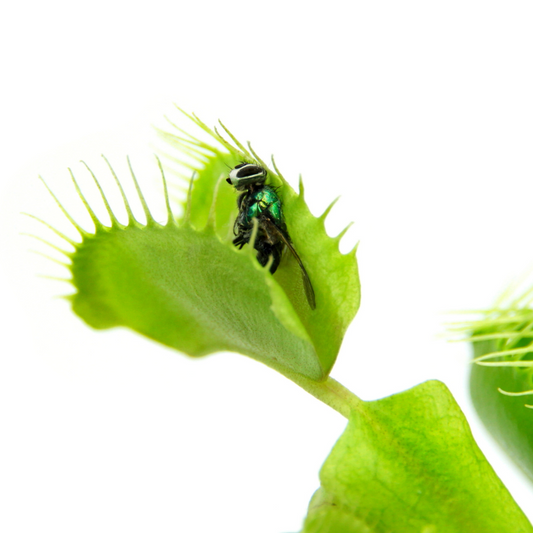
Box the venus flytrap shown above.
[31,110,533,532]
[454,281,533,482]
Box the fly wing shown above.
[262,217,316,310]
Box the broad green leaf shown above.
[301,380,532,533]
[455,284,533,480]
[33,111,360,381]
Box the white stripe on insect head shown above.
[229,164,266,184]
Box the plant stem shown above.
[282,370,363,419]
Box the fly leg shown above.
[233,233,249,249]
[255,218,283,274]
[269,243,283,274]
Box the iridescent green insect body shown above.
[226,162,316,310]
[245,186,283,229]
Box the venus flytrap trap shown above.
[453,280,533,482]
[31,109,533,532]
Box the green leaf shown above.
[33,111,360,381]
[454,283,533,480]
[301,380,532,533]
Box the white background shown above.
[1,1,533,531]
